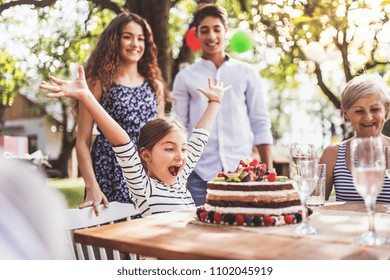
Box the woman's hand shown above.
[39,66,90,101]
[197,77,231,103]
[79,186,110,217]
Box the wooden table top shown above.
[73,202,390,260]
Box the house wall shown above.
[2,118,62,160]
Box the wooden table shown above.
[73,202,390,260]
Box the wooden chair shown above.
[64,202,140,260]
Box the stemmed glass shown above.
[384,146,390,179]
[350,137,387,245]
[290,143,317,235]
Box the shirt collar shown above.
[200,54,231,70]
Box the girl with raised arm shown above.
[40,66,230,216]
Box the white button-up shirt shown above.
[172,56,273,181]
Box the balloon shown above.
[185,26,201,51]
[230,31,253,53]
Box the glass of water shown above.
[290,143,317,235]
[307,164,326,207]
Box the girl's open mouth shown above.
[168,165,180,176]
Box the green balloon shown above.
[230,31,253,53]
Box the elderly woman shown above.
[319,74,390,203]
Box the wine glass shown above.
[290,143,317,235]
[384,146,390,179]
[350,137,387,245]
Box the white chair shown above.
[64,202,140,260]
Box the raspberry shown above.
[284,215,294,224]
[217,172,224,178]
[263,215,274,226]
[267,172,276,182]
[235,214,245,225]
[214,213,222,224]
[196,207,204,219]
[199,211,207,221]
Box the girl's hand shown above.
[197,77,231,103]
[39,66,90,101]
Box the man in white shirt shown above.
[172,4,273,206]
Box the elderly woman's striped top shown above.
[333,142,390,203]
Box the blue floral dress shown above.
[90,81,158,204]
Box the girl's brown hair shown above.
[138,116,187,171]
[84,12,168,104]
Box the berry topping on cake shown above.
[263,215,274,226]
[235,214,245,225]
[199,211,207,221]
[294,213,303,222]
[214,213,222,224]
[267,171,277,182]
[252,216,262,226]
[223,213,236,225]
[284,214,294,224]
[212,159,274,182]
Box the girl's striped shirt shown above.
[113,128,209,216]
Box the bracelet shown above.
[208,99,220,104]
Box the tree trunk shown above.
[125,0,173,87]
[54,101,76,177]
[55,138,76,178]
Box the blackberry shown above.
[208,211,215,223]
[223,213,235,225]
[253,216,262,226]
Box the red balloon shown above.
[185,26,201,51]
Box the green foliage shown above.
[169,1,198,58]
[2,0,390,151]
[0,50,26,119]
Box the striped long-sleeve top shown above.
[333,142,390,203]
[112,128,209,217]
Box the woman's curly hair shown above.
[84,12,167,105]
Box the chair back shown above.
[64,202,139,260]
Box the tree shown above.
[0,0,234,177]
[0,50,26,128]
[245,0,390,138]
[2,0,390,176]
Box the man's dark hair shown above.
[192,4,228,30]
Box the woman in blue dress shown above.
[76,12,168,216]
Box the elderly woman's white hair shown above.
[341,73,390,120]
[0,157,73,259]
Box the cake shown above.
[196,159,305,226]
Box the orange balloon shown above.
[185,27,201,51]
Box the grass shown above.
[47,177,85,208]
